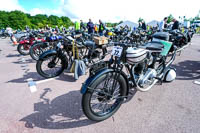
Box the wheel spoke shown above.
[89,74,123,115]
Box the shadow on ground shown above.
[20,89,95,129]
[6,70,76,83]
[6,53,22,58]
[6,71,44,83]
[12,58,36,64]
[173,60,200,80]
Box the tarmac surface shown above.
[0,35,200,133]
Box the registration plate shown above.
[111,46,123,57]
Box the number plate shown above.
[111,46,123,57]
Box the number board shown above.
[111,46,123,57]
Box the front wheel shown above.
[82,72,127,121]
[36,54,68,78]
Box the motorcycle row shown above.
[4,26,196,121]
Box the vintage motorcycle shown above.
[80,32,177,121]
[17,32,45,55]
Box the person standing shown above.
[80,20,86,31]
[141,21,147,30]
[94,24,98,34]
[75,21,81,34]
[159,17,168,31]
[45,25,50,31]
[87,19,94,34]
[98,20,106,36]
[172,18,179,30]
[55,26,60,33]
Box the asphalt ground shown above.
[0,35,200,133]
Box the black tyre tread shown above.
[17,44,29,55]
[82,73,127,121]
[30,42,47,60]
[36,55,67,78]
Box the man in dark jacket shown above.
[141,21,147,30]
[87,19,94,34]
[98,19,106,36]
[172,19,179,30]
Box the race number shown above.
[111,46,123,57]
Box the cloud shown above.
[29,8,64,16]
[0,0,199,23]
[58,0,200,23]
[0,0,25,12]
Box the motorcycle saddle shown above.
[145,41,164,51]
[152,32,169,41]
[84,41,96,47]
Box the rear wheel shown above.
[30,42,49,60]
[82,72,127,121]
[36,54,67,78]
[17,43,30,55]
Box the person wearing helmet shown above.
[99,20,106,36]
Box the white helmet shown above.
[164,69,176,82]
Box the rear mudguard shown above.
[39,50,57,61]
[81,68,129,96]
[162,66,176,81]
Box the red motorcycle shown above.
[17,32,45,55]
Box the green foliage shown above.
[118,21,123,24]
[0,10,73,30]
[138,18,143,22]
[167,14,174,23]
[105,21,123,28]
[106,22,118,27]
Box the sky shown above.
[0,0,199,23]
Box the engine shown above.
[138,68,157,86]
[133,53,157,87]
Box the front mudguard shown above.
[81,68,129,96]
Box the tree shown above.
[8,10,31,29]
[167,14,174,23]
[0,10,74,30]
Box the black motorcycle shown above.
[80,32,177,121]
[36,35,110,78]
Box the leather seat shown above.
[152,32,169,41]
[145,41,164,51]
[84,41,95,47]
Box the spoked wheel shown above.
[36,54,67,78]
[82,72,127,121]
[30,42,49,60]
[17,44,30,55]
